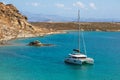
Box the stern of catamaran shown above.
[84,57,94,64]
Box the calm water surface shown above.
[0,31,120,80]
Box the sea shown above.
[0,31,120,80]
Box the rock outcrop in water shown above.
[28,40,54,47]
[0,2,39,42]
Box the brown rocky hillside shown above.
[31,22,120,31]
[0,2,47,42]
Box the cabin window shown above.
[78,57,86,59]
[74,60,76,62]
[72,57,77,58]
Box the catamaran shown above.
[64,10,94,65]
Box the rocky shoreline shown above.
[0,30,65,45]
[1,22,120,45]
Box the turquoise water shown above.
[0,31,120,80]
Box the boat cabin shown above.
[69,54,87,59]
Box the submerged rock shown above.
[28,40,54,47]
[28,40,41,46]
[0,40,8,45]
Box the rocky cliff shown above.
[0,2,40,42]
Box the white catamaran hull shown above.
[64,57,94,65]
[65,58,82,65]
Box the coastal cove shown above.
[0,31,120,80]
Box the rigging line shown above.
[81,32,87,55]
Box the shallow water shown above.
[0,31,120,80]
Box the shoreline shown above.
[0,29,120,46]
[1,28,120,46]
[1,22,120,46]
[0,29,118,46]
[0,30,66,46]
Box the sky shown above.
[1,0,120,19]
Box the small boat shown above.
[64,10,94,65]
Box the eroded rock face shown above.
[0,2,36,41]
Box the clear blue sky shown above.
[1,0,120,19]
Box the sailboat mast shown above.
[78,10,80,52]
